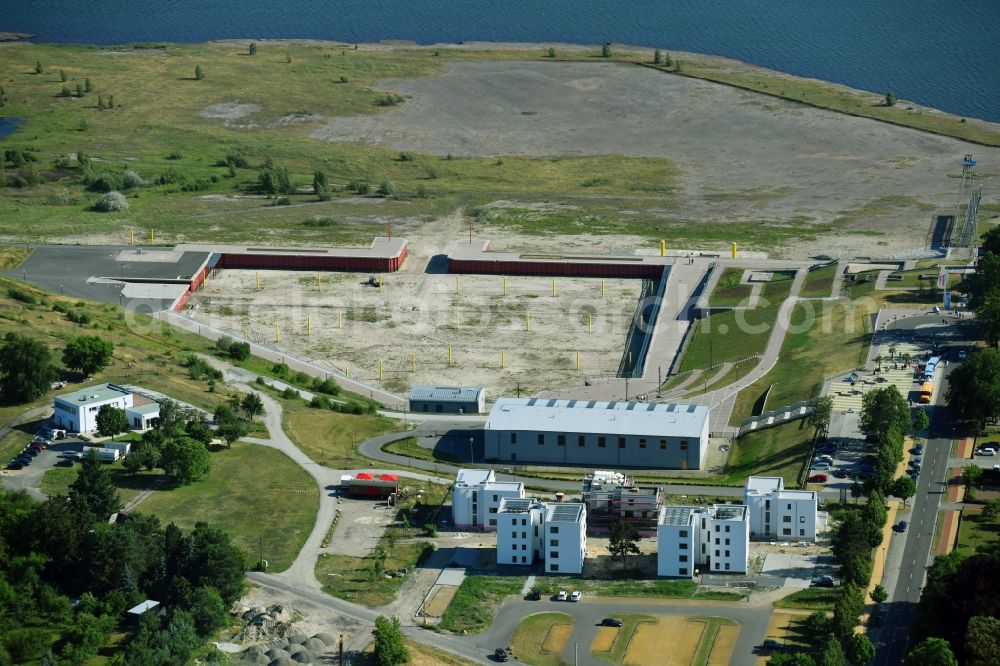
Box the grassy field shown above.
[439,575,527,634]
[800,264,838,298]
[708,267,752,307]
[510,612,574,666]
[729,293,874,423]
[679,278,793,372]
[316,529,434,607]
[535,577,745,601]
[955,504,1000,555]
[135,444,317,571]
[382,436,461,464]
[281,399,399,466]
[773,587,842,611]
[725,419,813,487]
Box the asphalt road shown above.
[872,328,963,666]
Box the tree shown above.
[859,385,910,442]
[889,475,916,505]
[377,180,396,196]
[965,615,1000,666]
[35,60,44,74]
[947,349,1000,427]
[607,520,641,568]
[372,615,409,666]
[819,635,846,666]
[654,49,663,64]
[831,583,864,640]
[0,332,57,403]
[912,408,930,433]
[194,65,205,80]
[870,584,888,604]
[601,43,612,58]
[547,47,556,57]
[770,655,816,666]
[248,42,257,56]
[184,415,212,446]
[905,638,957,666]
[901,352,911,368]
[981,226,1000,257]
[313,170,328,200]
[885,90,896,106]
[977,290,1000,347]
[173,522,247,605]
[155,399,187,437]
[107,95,114,108]
[97,96,105,110]
[185,586,228,636]
[962,465,984,492]
[845,633,875,665]
[229,341,250,360]
[95,405,128,438]
[75,83,84,97]
[69,450,122,521]
[161,436,211,485]
[241,392,264,419]
[810,396,833,439]
[59,69,67,82]
[959,253,1000,311]
[84,78,92,93]
[981,499,1000,522]
[63,335,114,375]
[216,419,248,448]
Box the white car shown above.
[812,462,832,470]
[958,350,967,360]
[569,591,582,602]
[556,590,568,601]
[976,449,998,457]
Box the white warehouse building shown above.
[52,383,160,434]
[743,476,818,541]
[451,469,525,531]
[496,497,588,574]
[484,398,710,469]
[657,504,749,578]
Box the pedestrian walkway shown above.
[935,511,960,556]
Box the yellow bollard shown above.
[525,314,530,331]
[306,317,311,336]
[411,352,416,372]
[130,227,135,246]
[455,276,460,293]
[588,313,593,333]
[275,323,280,342]
[379,275,384,292]
[601,280,605,298]
[338,311,343,329]
[316,274,321,290]
[501,349,506,368]
[503,276,508,296]
[150,228,154,243]
[732,242,738,259]
[448,345,453,366]
[660,240,665,257]
[629,351,633,369]
[576,351,581,370]
[552,279,556,297]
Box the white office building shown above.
[451,469,525,531]
[53,383,135,434]
[496,498,588,574]
[657,504,749,578]
[744,476,818,541]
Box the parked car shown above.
[812,575,836,588]
[958,350,967,360]
[812,463,832,471]
[20,448,38,457]
[569,591,582,602]
[556,590,568,601]
[813,455,834,462]
[833,469,849,479]
[6,461,24,470]
[32,438,52,447]
[912,445,924,455]
[761,639,784,651]
[894,521,908,533]
[808,474,828,483]
[525,590,541,601]
[494,648,509,662]
[601,618,624,627]
[55,459,74,468]
[976,448,998,457]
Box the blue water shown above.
[4,0,999,122]
[0,117,24,139]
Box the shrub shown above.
[303,217,336,228]
[7,288,37,305]
[194,65,205,80]
[121,170,144,189]
[312,378,340,395]
[310,395,331,409]
[88,174,122,193]
[348,180,370,195]
[415,185,428,198]
[281,387,300,400]
[271,362,290,377]
[167,151,183,160]
[547,47,556,57]
[374,93,405,107]
[425,167,438,179]
[339,75,348,83]
[377,180,396,196]
[472,206,496,223]
[272,197,291,206]
[93,191,128,212]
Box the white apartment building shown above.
[451,469,525,531]
[743,476,818,541]
[496,498,588,574]
[657,504,749,578]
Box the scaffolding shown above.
[582,471,664,536]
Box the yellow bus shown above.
[919,381,933,404]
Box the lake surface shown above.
[5,0,999,122]
[0,117,24,139]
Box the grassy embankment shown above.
[533,577,745,601]
[707,267,752,307]
[509,612,575,666]
[774,587,842,611]
[439,576,527,634]
[281,398,398,466]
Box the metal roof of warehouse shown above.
[486,398,709,437]
[410,385,484,402]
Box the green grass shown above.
[690,616,739,666]
[708,268,752,307]
[801,264,838,298]
[729,293,874,423]
[592,614,655,663]
[535,577,745,601]
[774,587,843,611]
[382,436,461,464]
[440,575,527,634]
[955,505,1000,555]
[726,419,813,487]
[136,444,317,572]
[0,246,32,269]
[281,399,399,466]
[315,529,435,607]
[679,279,793,372]
[509,612,574,666]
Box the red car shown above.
[808,473,828,483]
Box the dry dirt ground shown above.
[313,60,999,259]
[191,267,641,396]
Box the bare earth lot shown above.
[315,60,999,258]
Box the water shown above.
[0,117,24,139]
[4,0,999,122]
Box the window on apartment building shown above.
[679,530,688,538]
[679,555,688,562]
[725,550,730,557]
[679,567,688,575]
[551,551,559,559]
[535,526,539,536]
[512,556,518,564]
[800,516,806,523]
[618,437,625,449]
[725,538,730,545]
[783,516,791,523]
[679,439,688,451]
[493,494,499,502]
[550,526,558,534]
[782,528,791,536]
[701,544,706,554]
[800,529,805,536]
[558,434,565,446]
[702,519,706,529]
[679,542,688,550]
[489,519,496,526]
[715,525,720,532]
[715,538,720,545]
[522,556,527,563]
[660,439,667,449]
[787,503,792,510]
[639,438,646,448]
[715,549,720,557]
[765,500,771,509]
[551,564,559,572]
[511,532,517,539]
[538,434,545,445]
[510,433,517,444]
[765,512,770,523]
[725,525,730,533]
[725,563,730,571]
[521,518,527,526]
[521,544,526,551]
[489,508,497,514]
[472,491,478,500]
[578,435,585,447]
[550,539,559,546]
[522,532,527,539]
[625,510,633,518]
[598,437,606,448]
